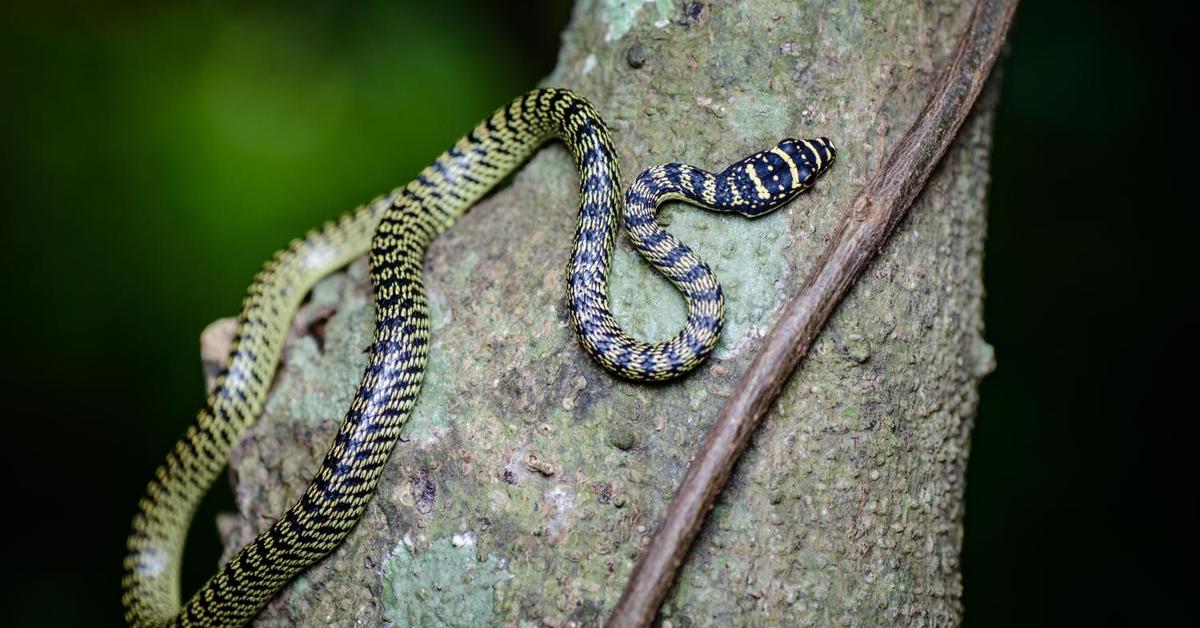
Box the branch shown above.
[606,0,1019,624]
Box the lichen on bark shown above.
[216,1,997,625]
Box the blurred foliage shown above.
[0,1,566,624]
[964,1,1183,625]
[0,0,1183,625]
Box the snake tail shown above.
[123,87,833,627]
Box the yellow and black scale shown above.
[123,88,834,627]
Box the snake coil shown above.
[123,88,834,626]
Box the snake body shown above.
[123,88,833,627]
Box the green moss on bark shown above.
[380,534,513,627]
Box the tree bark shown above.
[217,1,998,625]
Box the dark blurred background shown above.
[0,1,1186,625]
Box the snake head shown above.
[724,137,836,216]
[773,137,836,190]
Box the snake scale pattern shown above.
[123,88,834,626]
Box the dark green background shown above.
[0,1,1186,625]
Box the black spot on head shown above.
[746,147,796,194]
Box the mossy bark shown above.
[216,1,997,625]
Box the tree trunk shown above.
[216,1,997,625]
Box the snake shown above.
[122,87,834,627]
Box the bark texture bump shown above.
[217,1,996,625]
